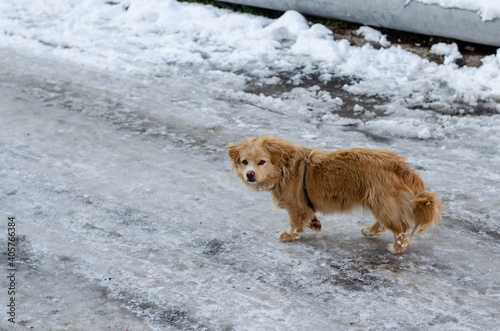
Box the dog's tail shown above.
[410,192,443,243]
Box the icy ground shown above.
[1,1,500,330]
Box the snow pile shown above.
[430,42,463,65]
[0,0,499,114]
[291,23,339,62]
[265,10,309,42]
[355,26,391,47]
[413,0,500,21]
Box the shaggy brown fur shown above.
[227,136,443,254]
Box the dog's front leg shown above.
[278,208,312,242]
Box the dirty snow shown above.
[1,0,500,330]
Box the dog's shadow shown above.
[298,230,437,275]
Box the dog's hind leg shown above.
[367,194,412,254]
[387,232,410,254]
[361,221,385,237]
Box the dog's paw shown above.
[308,217,322,232]
[361,227,383,237]
[279,230,299,242]
[387,243,405,254]
[388,234,409,254]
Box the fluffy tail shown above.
[410,192,443,242]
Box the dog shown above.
[227,136,443,254]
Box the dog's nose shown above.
[246,171,255,181]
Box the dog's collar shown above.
[303,161,314,210]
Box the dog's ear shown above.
[228,137,255,168]
[261,136,287,165]
[227,142,242,169]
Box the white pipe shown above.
[221,0,500,47]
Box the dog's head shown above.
[227,136,288,190]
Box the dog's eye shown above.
[242,160,248,165]
[258,160,266,166]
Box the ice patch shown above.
[364,118,434,140]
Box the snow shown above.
[1,0,500,109]
[265,10,309,42]
[413,0,500,21]
[1,0,500,330]
[355,26,391,48]
[430,42,463,66]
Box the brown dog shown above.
[227,136,443,254]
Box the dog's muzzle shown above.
[246,171,256,182]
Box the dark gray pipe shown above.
[221,0,500,47]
